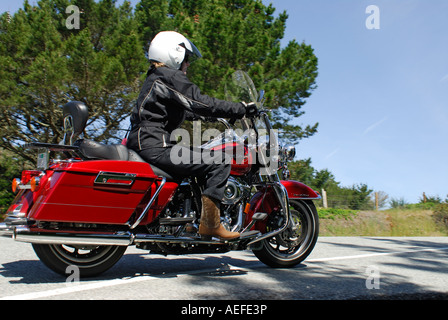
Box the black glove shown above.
[243,102,259,117]
[192,114,216,122]
[202,116,217,123]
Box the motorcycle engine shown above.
[222,177,244,205]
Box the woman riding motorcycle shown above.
[127,31,256,240]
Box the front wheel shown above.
[253,200,319,268]
[32,244,127,277]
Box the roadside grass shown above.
[318,207,448,237]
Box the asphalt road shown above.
[0,236,447,301]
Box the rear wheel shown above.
[253,200,319,268]
[32,244,127,277]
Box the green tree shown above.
[135,0,319,143]
[288,158,315,187]
[288,158,339,191]
[0,0,147,162]
[0,0,318,163]
[0,149,29,214]
[287,159,375,210]
[348,183,373,210]
[314,168,338,191]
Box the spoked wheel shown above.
[32,244,127,277]
[253,200,319,268]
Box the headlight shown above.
[280,144,296,162]
[284,144,296,161]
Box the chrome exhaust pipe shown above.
[12,227,260,248]
[0,223,14,237]
[134,233,228,246]
[13,227,133,246]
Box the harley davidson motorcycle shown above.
[0,71,320,277]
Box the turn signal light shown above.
[30,176,40,192]
[21,170,42,185]
[12,178,21,193]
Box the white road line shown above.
[1,277,144,300]
[306,246,448,263]
[2,246,448,300]
[0,265,241,300]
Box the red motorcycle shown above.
[0,71,320,277]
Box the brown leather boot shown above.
[199,195,240,240]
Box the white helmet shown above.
[148,31,202,70]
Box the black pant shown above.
[138,146,231,202]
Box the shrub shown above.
[318,208,358,220]
[433,203,448,230]
[390,197,408,208]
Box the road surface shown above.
[0,236,447,301]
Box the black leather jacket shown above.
[127,66,246,151]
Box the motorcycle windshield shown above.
[203,70,280,176]
[225,70,258,104]
[255,113,280,176]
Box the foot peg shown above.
[241,212,268,233]
[240,230,261,239]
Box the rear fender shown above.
[4,189,35,226]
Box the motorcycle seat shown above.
[74,139,175,181]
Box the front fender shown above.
[281,180,321,200]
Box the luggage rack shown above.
[25,142,86,170]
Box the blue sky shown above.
[265,0,448,204]
[2,0,448,204]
